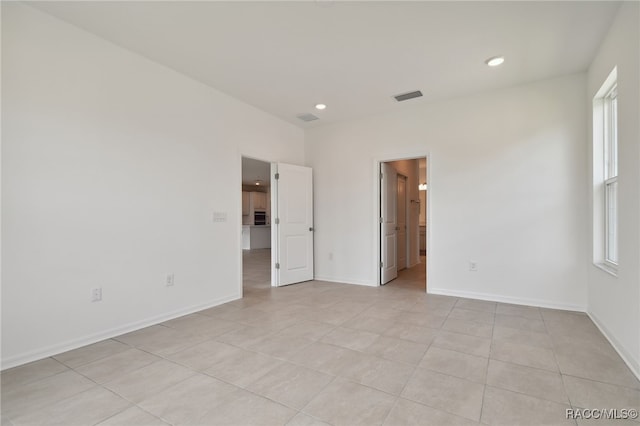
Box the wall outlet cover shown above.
[91,288,102,302]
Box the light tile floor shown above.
[2,250,639,425]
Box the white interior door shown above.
[380,163,398,284]
[397,175,407,271]
[273,163,314,286]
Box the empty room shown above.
[2,1,639,425]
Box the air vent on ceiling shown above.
[394,90,423,102]
[297,113,319,122]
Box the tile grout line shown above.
[540,308,578,416]
[6,257,637,426]
[478,306,498,424]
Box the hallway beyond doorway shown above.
[377,155,428,290]
[242,249,271,294]
[386,256,426,291]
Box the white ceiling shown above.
[31,1,620,128]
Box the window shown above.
[593,67,618,274]
[603,85,618,266]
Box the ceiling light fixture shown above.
[315,103,327,110]
[485,56,505,67]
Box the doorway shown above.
[241,157,273,294]
[240,157,315,294]
[377,156,428,291]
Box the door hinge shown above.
[380,172,383,180]
[275,218,280,224]
[275,263,280,269]
[275,173,280,180]
[380,261,384,268]
[379,217,383,223]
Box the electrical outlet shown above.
[166,273,175,286]
[91,288,102,302]
[469,261,478,272]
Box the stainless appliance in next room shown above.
[254,210,267,225]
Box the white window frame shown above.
[604,177,617,266]
[592,67,618,275]
[603,85,618,268]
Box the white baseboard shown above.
[1,293,241,371]
[313,275,376,287]
[428,287,586,312]
[587,311,640,381]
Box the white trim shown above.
[428,287,586,312]
[1,293,241,371]
[313,276,375,287]
[270,162,279,287]
[593,262,618,277]
[592,68,618,270]
[604,176,618,267]
[603,85,617,180]
[238,154,244,298]
[588,311,640,381]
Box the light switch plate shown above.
[213,212,227,223]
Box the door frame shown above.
[374,152,431,290]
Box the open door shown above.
[273,163,314,286]
[380,163,398,284]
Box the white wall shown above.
[587,2,640,377]
[1,4,304,369]
[306,73,588,310]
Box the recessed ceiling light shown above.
[485,56,505,67]
[315,103,327,110]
